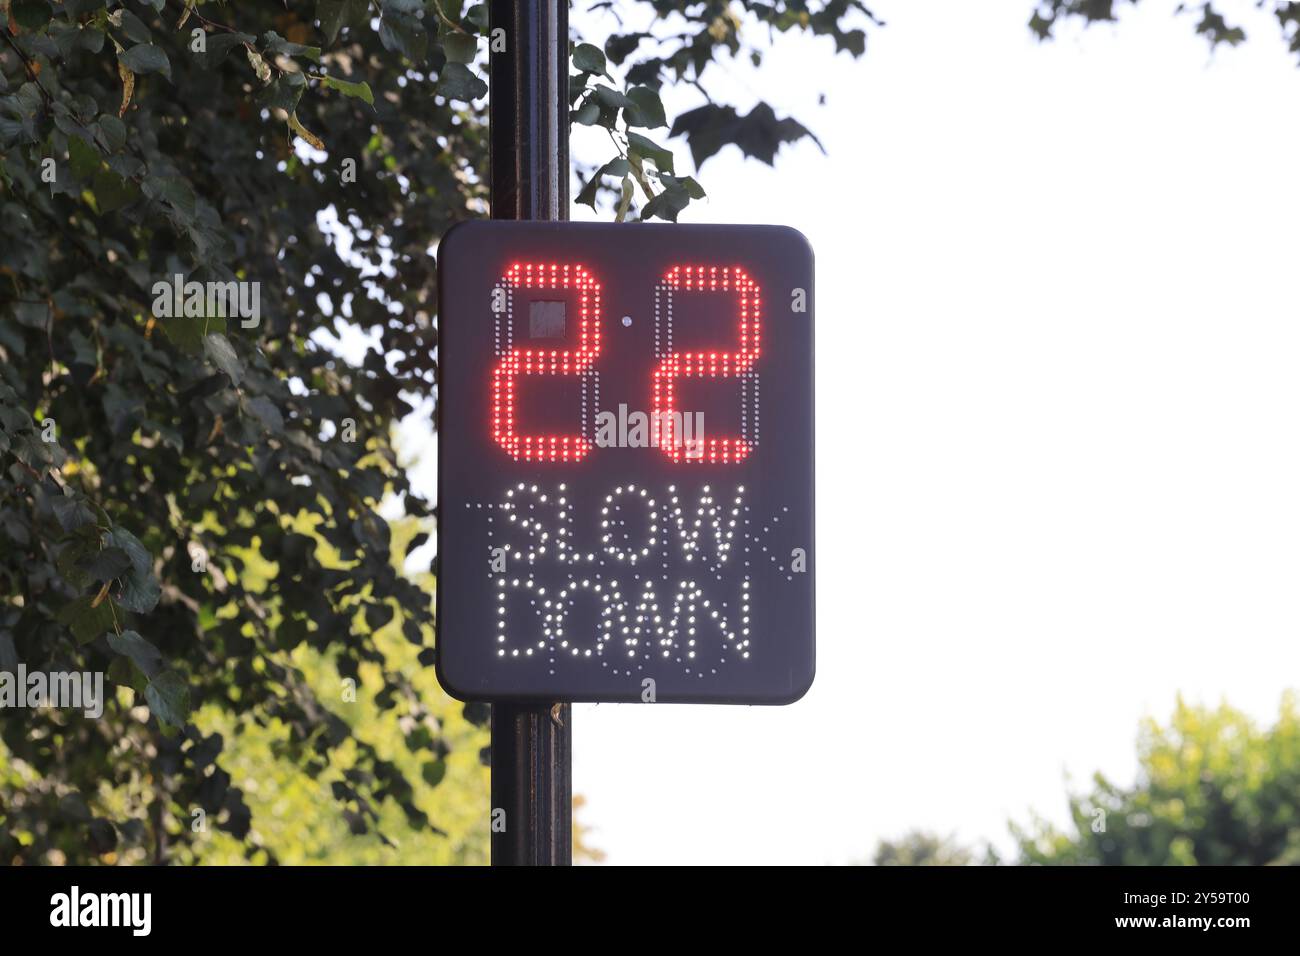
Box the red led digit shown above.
[491,262,602,462]
[652,265,761,464]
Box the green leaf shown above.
[68,329,98,367]
[641,185,691,222]
[53,22,102,61]
[108,629,163,679]
[378,2,428,63]
[12,1,53,31]
[95,114,126,154]
[92,167,139,214]
[573,101,600,126]
[82,546,132,583]
[13,301,46,329]
[436,62,487,102]
[576,157,630,209]
[643,176,701,222]
[443,32,477,64]
[675,175,706,199]
[57,540,93,589]
[117,44,172,82]
[0,401,31,429]
[107,526,160,614]
[51,494,97,532]
[465,4,489,31]
[317,0,370,45]
[605,32,649,65]
[13,432,60,473]
[67,135,100,181]
[625,86,667,129]
[107,655,146,695]
[145,671,190,729]
[670,102,821,169]
[626,131,674,174]
[262,30,322,63]
[321,75,375,107]
[57,594,117,644]
[257,71,307,113]
[575,176,601,209]
[592,85,632,109]
[143,175,196,219]
[116,10,152,45]
[161,314,224,353]
[837,29,867,57]
[572,42,606,75]
[103,382,144,434]
[203,332,243,385]
[422,759,447,787]
[244,395,284,433]
[0,94,38,146]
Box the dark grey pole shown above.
[487,0,572,867]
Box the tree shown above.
[865,696,1300,866]
[870,830,976,866]
[1027,0,1300,56]
[1014,695,1300,865]
[0,1,872,864]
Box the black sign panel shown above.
[436,222,814,704]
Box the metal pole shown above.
[487,0,572,867]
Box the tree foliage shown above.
[0,1,870,864]
[1014,696,1300,865]
[868,696,1300,866]
[1028,0,1300,55]
[870,830,976,866]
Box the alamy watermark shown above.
[50,886,151,936]
[151,274,261,329]
[0,665,105,718]
[595,403,704,457]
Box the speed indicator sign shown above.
[436,221,814,704]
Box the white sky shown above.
[551,0,1300,864]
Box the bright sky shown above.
[553,0,1300,864]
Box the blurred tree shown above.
[865,696,1300,866]
[176,517,491,865]
[870,830,975,866]
[1013,695,1300,865]
[1027,0,1299,56]
[0,1,871,863]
